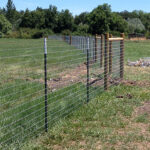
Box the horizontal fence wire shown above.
[0,34,124,149]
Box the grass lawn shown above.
[0,38,150,149]
[125,40,150,62]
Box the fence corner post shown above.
[44,37,48,132]
[109,34,112,74]
[100,34,104,68]
[104,33,109,91]
[120,33,125,79]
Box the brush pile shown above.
[128,58,150,67]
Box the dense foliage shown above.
[127,18,145,33]
[1,0,150,38]
[0,14,12,37]
[87,4,128,34]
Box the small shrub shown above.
[19,28,36,39]
[0,14,12,34]
[5,28,34,39]
[5,31,20,38]
[4,28,54,39]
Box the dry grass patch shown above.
[125,66,150,81]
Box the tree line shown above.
[1,0,150,38]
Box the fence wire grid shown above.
[0,34,124,149]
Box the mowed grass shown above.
[19,40,149,150]
[125,40,150,62]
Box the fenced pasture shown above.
[0,34,124,149]
[22,39,150,150]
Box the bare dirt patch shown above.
[23,64,150,92]
[121,80,150,87]
[136,101,150,116]
[24,64,105,91]
[24,64,87,91]
[109,101,150,150]
[116,94,133,99]
[49,64,87,90]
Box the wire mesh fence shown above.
[0,34,124,149]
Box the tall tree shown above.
[88,4,112,34]
[6,0,17,24]
[0,14,12,34]
[55,9,74,33]
[109,13,128,33]
[20,9,32,28]
[20,8,45,29]
[127,18,145,33]
[74,12,89,25]
[45,5,58,30]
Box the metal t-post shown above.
[44,38,48,132]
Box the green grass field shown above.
[0,38,150,150]
[125,40,150,61]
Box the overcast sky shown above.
[1,0,150,15]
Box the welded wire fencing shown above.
[0,33,124,149]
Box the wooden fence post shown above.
[70,35,72,45]
[100,34,104,67]
[104,33,109,90]
[120,33,125,79]
[63,35,65,41]
[109,34,112,73]
[95,34,98,62]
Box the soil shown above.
[121,80,150,87]
[24,64,104,91]
[136,101,150,115]
[48,64,87,91]
[116,94,133,99]
[24,65,150,92]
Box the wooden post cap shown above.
[105,33,109,40]
[120,33,125,38]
